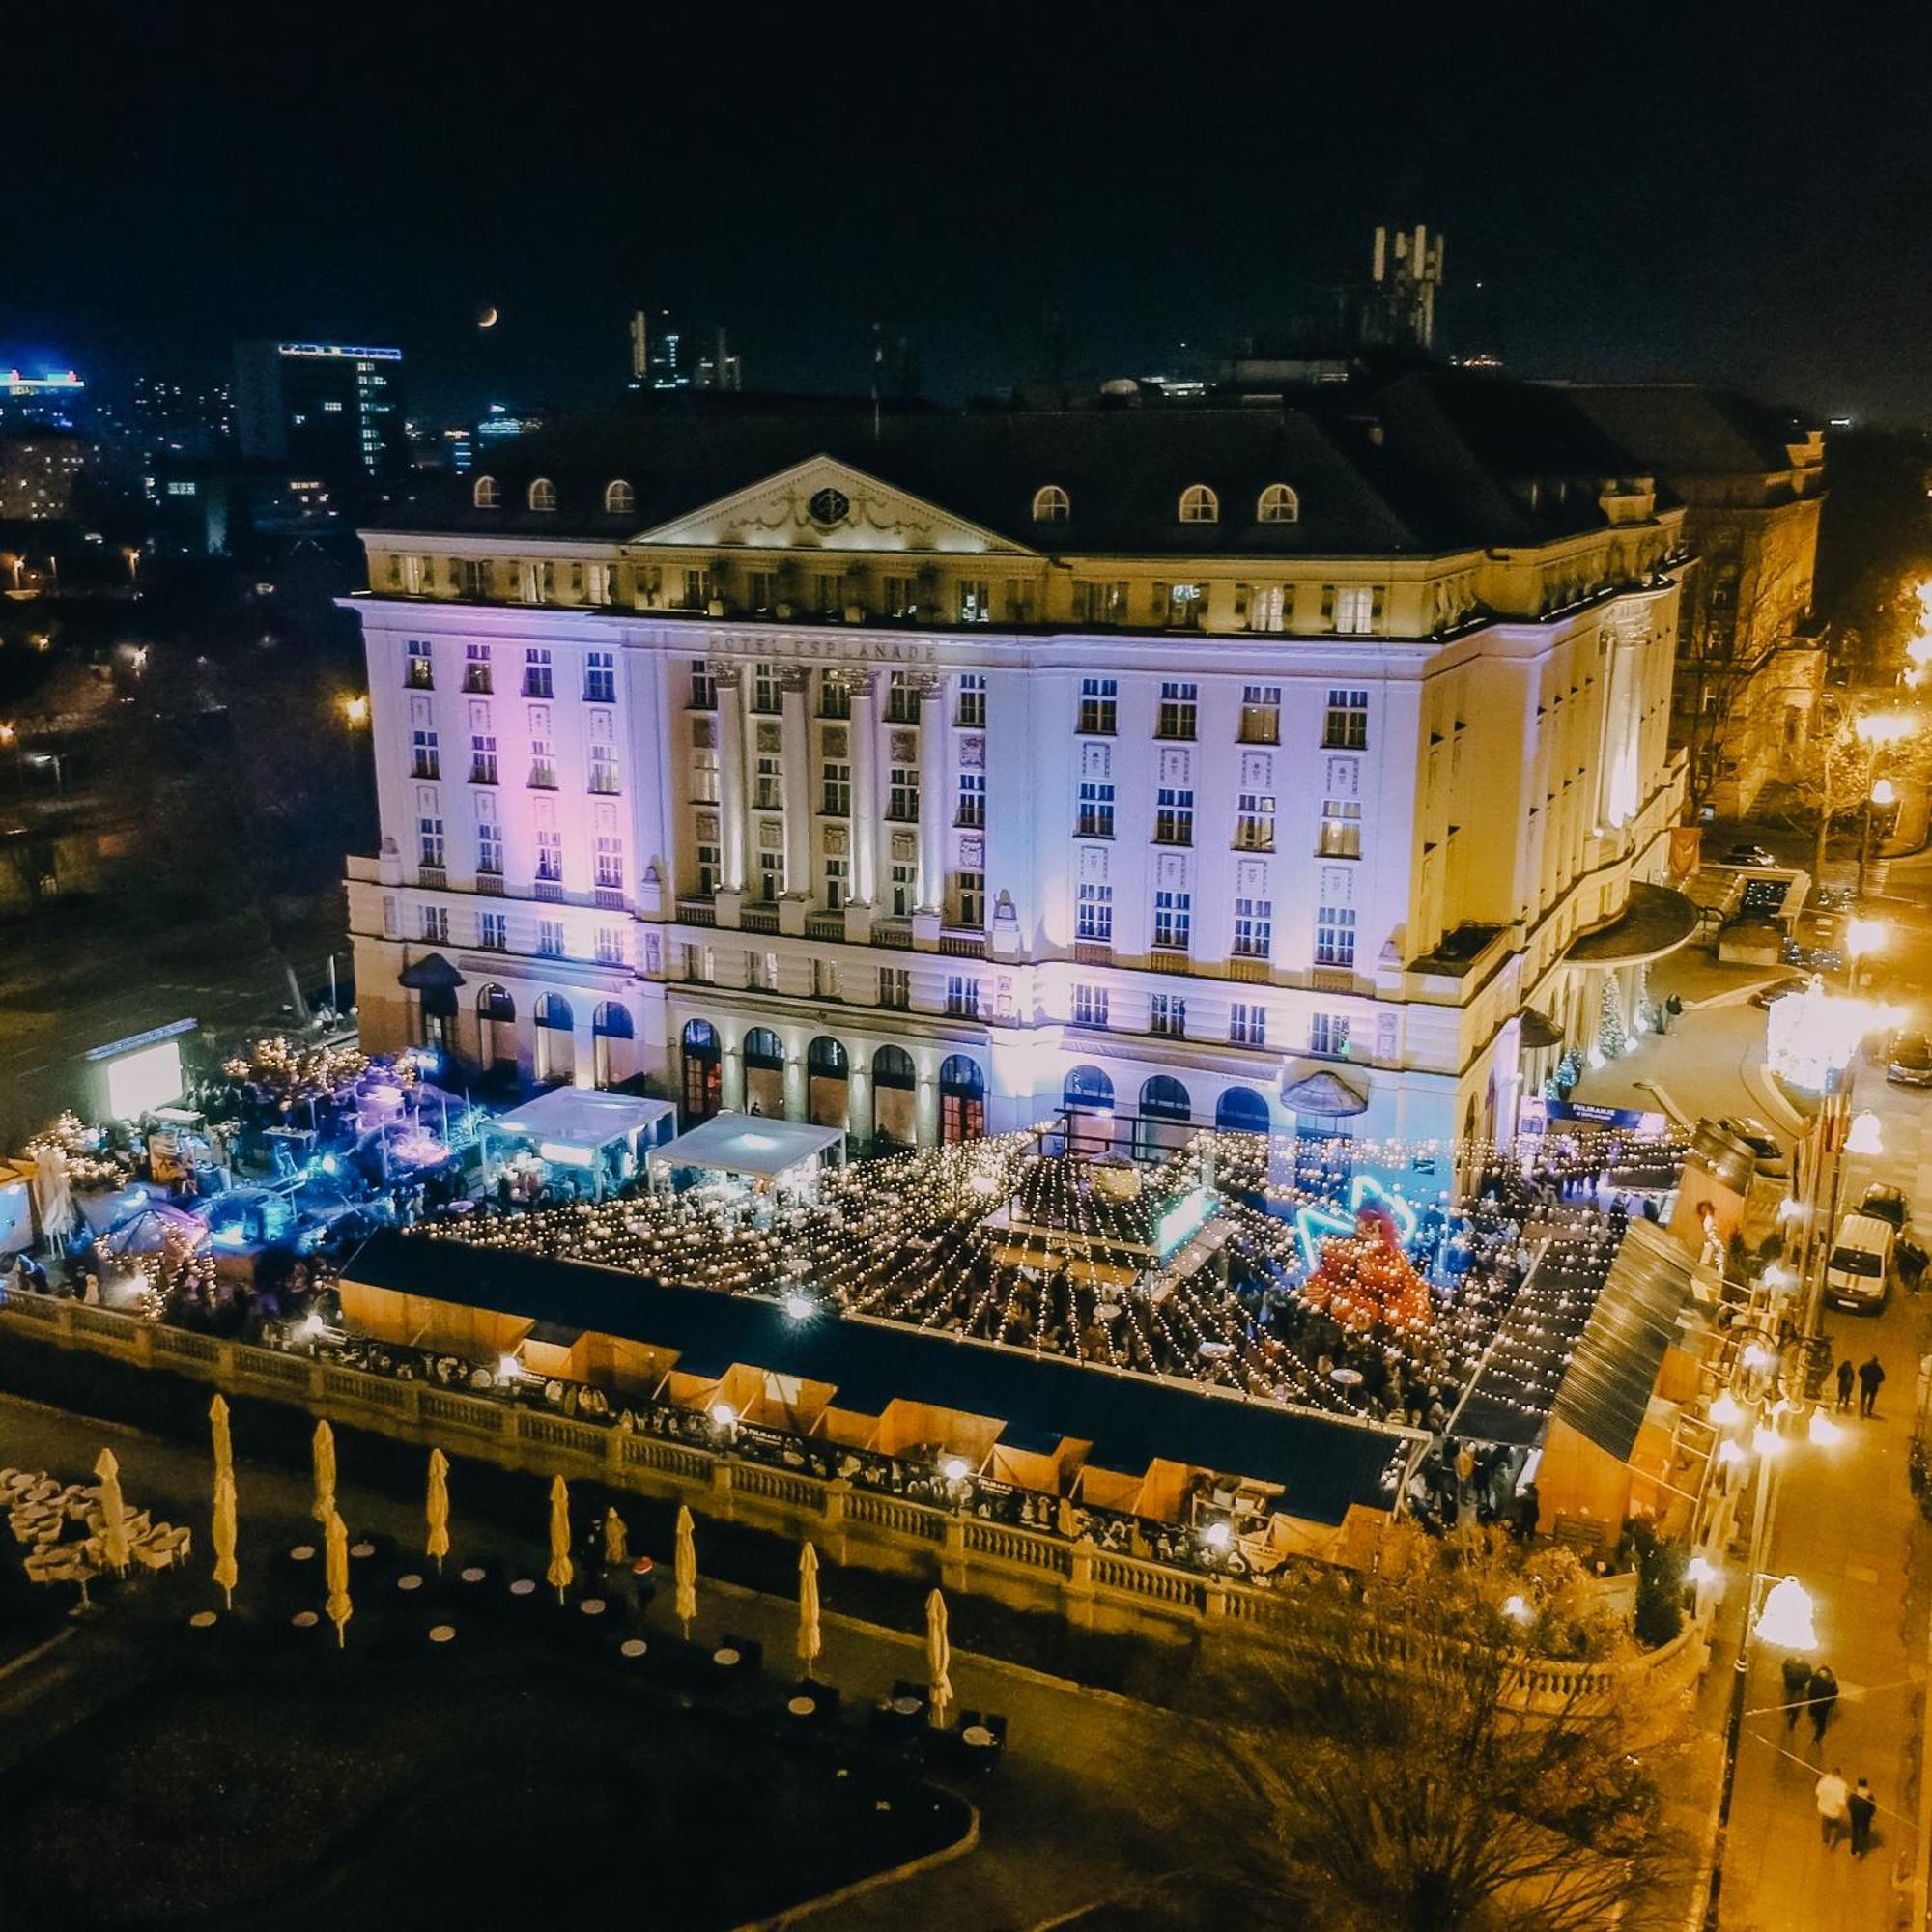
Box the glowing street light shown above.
[1710,1390,1745,1428]
[1755,1576,1819,1651]
[1844,916,1889,963]
[1686,1554,1719,1588]
[1846,1110,1885,1156]
[1808,1409,1844,1447]
[341,694,370,727]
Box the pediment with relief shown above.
[629,455,1037,557]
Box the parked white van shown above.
[1826,1211,1895,1312]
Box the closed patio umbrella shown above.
[925,1587,952,1730]
[311,1419,336,1524]
[426,1448,450,1572]
[210,1394,233,1486]
[324,1506,352,1648]
[546,1475,573,1603]
[213,1468,238,1609]
[797,1541,822,1679]
[674,1503,697,1640]
[602,1507,628,1569]
[94,1447,129,1576]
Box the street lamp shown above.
[341,694,370,727]
[1854,713,1914,895]
[1846,1110,1884,1156]
[1756,1575,1819,1651]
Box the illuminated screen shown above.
[104,1041,185,1119]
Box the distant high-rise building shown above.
[127,376,234,496]
[696,327,742,393]
[0,366,86,433]
[233,341,407,480]
[1365,225,1445,353]
[628,310,741,391]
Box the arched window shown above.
[1032,484,1069,523]
[533,992,574,1085]
[1215,1086,1270,1133]
[872,1044,917,1088]
[592,1002,633,1038]
[682,1018,719,1055]
[477,983,516,1075]
[1140,1075,1191,1121]
[680,1018,720,1122]
[807,1036,849,1078]
[478,983,515,1024]
[534,992,573,1031]
[744,1027,785,1069]
[604,478,635,516]
[1064,1065,1114,1111]
[939,1054,984,1144]
[1179,484,1219,524]
[528,478,557,512]
[1256,483,1299,525]
[473,476,499,510]
[592,1001,634,1089]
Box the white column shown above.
[849,673,879,906]
[780,668,812,899]
[916,673,947,916]
[715,663,748,895]
[783,1046,808,1122]
[915,1065,940,1146]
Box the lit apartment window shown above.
[1077,677,1118,735]
[1232,897,1272,958]
[824,855,848,911]
[1160,583,1204,631]
[1235,793,1275,851]
[689,749,719,803]
[957,580,991,623]
[946,976,983,1018]
[1242,585,1287,634]
[537,919,566,957]
[469,735,497,784]
[464,643,492,693]
[411,728,440,780]
[1239,685,1281,743]
[594,836,624,891]
[956,673,986,726]
[1153,787,1193,846]
[535,827,563,882]
[524,648,553,698]
[1318,799,1362,858]
[1075,882,1113,942]
[477,910,508,951]
[1230,1002,1266,1046]
[956,773,985,828]
[417,814,444,867]
[406,639,434,689]
[878,967,911,1010]
[1322,688,1369,749]
[886,766,920,821]
[1150,992,1186,1037]
[420,905,449,944]
[584,650,616,702]
[690,665,716,710]
[956,869,985,926]
[589,743,620,794]
[822,761,852,816]
[1309,1012,1350,1057]
[1315,905,1357,968]
[1156,681,1198,739]
[1152,889,1191,952]
[1330,587,1379,636]
[1076,781,1115,838]
[1072,983,1109,1028]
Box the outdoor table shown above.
[890,1695,923,1717]
[1329,1366,1365,1387]
[786,1694,816,1718]
[580,1598,607,1617]
[508,1578,536,1597]
[428,1624,456,1644]
[713,1645,741,1668]
[459,1565,487,1584]
[188,1610,217,1630]
[291,1610,319,1629]
[619,1638,648,1660]
[350,1541,376,1559]
[1198,1341,1233,1360]
[289,1544,315,1562]
[961,1724,995,1747]
[396,1574,423,1592]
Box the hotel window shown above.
[878,966,912,1010]
[1152,890,1191,952]
[684,943,715,984]
[473,476,499,509]
[1235,793,1275,851]
[1230,1002,1266,1046]
[1322,688,1369,749]
[594,836,624,891]
[956,869,985,926]
[477,910,508,952]
[1002,579,1036,624]
[1159,583,1204,631]
[746,951,777,993]
[946,976,983,1018]
[1072,580,1128,625]
[957,580,991,623]
[822,761,852,816]
[1257,483,1299,525]
[1075,881,1113,942]
[753,754,784,811]
[589,742,620,794]
[1327,586,1381,637]
[813,570,847,615]
[469,734,497,784]
[476,807,502,876]
[1154,787,1194,845]
[584,650,616,702]
[757,850,784,902]
[1155,681,1198,740]
[889,861,917,917]
[539,561,558,603]
[681,567,713,611]
[745,568,777,611]
[1318,800,1362,858]
[1077,677,1117,735]
[690,665,717,710]
[823,854,849,911]
[411,727,440,780]
[1239,685,1281,743]
[1072,983,1110,1028]
[696,840,721,895]
[812,960,840,1000]
[887,766,920,821]
[886,672,918,724]
[1179,483,1219,524]
[464,643,492,693]
[1242,584,1288,634]
[1232,897,1272,957]
[956,773,985,828]
[537,919,566,958]
[417,813,444,867]
[405,639,434,689]
[1309,1011,1350,1057]
[817,677,850,720]
[420,905,449,944]
[596,927,627,965]
[881,574,917,619]
[1150,992,1186,1037]
[1315,905,1357,968]
[523,648,553,698]
[585,563,613,606]
[1076,781,1115,838]
[1032,484,1070,523]
[690,747,719,803]
[535,826,563,883]
[956,673,986,727]
[527,728,556,789]
[753,663,781,714]
[461,559,492,599]
[529,478,557,512]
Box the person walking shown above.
[1807,1663,1840,1745]
[1836,1357,1855,1412]
[1816,1766,1851,1848]
[1782,1653,1813,1734]
[1848,1777,1878,1857]
[1859,1354,1887,1418]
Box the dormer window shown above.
[473,476,499,509]
[1032,484,1069,523]
[1179,484,1219,525]
[528,478,557,512]
[604,478,635,516]
[1257,483,1299,525]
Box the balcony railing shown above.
[871,919,914,950]
[474,870,504,896]
[593,887,629,911]
[1228,956,1270,982]
[416,866,447,891]
[1073,940,1113,967]
[1148,948,1191,975]
[938,932,987,959]
[676,897,717,927]
[741,905,780,934]
[804,914,846,943]
[1310,965,1356,994]
[533,879,565,903]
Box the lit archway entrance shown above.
[681,1018,721,1122]
[477,984,516,1081]
[592,1002,634,1089]
[744,1027,786,1118]
[871,1044,917,1147]
[1063,1064,1114,1157]
[939,1054,985,1144]
[534,993,575,1086]
[1136,1074,1192,1161]
[807,1036,850,1130]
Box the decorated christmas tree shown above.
[1597,979,1627,1059]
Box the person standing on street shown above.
[1859,1354,1887,1418]
[1807,1662,1840,1744]
[1848,1777,1878,1857]
[1836,1357,1855,1412]
[1816,1766,1851,1848]
[1782,1653,1813,1733]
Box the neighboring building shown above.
[346,375,1692,1152]
[233,341,407,481]
[0,432,100,520]
[1563,385,1826,818]
[0,367,86,432]
[628,311,740,392]
[1365,225,1445,354]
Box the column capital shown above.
[708,659,744,688]
[823,667,877,698]
[905,669,947,702]
[779,666,814,695]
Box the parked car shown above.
[1719,1115,1790,1177]
[1861,1183,1909,1231]
[1749,976,1809,1010]
[1725,843,1776,868]
[1888,1032,1932,1088]
[1826,1210,1896,1312]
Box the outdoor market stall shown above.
[647,1113,846,1201]
[484,1089,677,1202]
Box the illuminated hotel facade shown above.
[346,378,1693,1151]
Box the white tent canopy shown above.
[649,1112,846,1187]
[488,1089,676,1194]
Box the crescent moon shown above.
[478,306,499,329]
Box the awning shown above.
[1519,1008,1564,1051]
[1564,882,1701,967]
[1281,1068,1371,1118]
[398,952,466,991]
[652,1112,845,1179]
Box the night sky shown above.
[11,5,1932,425]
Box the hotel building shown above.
[346,375,1694,1151]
